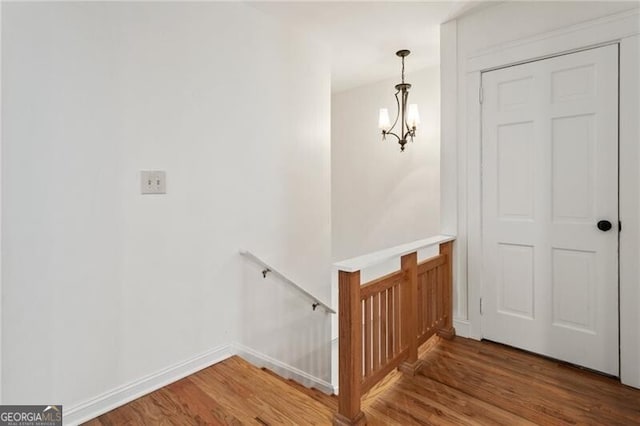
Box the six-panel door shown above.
[481,44,619,376]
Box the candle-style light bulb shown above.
[378,108,391,130]
[407,104,420,129]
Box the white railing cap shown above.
[333,234,456,273]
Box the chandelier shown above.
[378,49,420,152]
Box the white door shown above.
[481,44,619,376]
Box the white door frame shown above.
[463,9,640,386]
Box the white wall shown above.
[2,0,331,413]
[619,33,640,389]
[331,66,441,262]
[440,1,640,385]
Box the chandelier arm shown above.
[387,90,401,133]
[404,106,415,133]
[403,90,412,129]
[401,89,408,141]
[403,129,416,140]
[383,131,401,142]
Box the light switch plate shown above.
[141,170,166,194]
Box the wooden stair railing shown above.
[334,239,455,426]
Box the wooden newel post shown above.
[437,241,456,339]
[334,270,366,426]
[399,251,422,376]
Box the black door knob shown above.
[597,220,612,232]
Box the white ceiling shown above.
[248,1,487,92]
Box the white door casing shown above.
[481,45,619,375]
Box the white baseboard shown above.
[64,344,233,426]
[231,342,335,395]
[453,319,471,338]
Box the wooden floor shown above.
[85,337,640,425]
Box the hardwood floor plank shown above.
[260,368,338,411]
[93,406,144,426]
[189,364,275,424]
[165,378,244,425]
[368,392,464,426]
[123,392,184,426]
[402,374,536,426]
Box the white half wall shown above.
[2,0,331,411]
[331,66,441,262]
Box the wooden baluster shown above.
[388,288,395,358]
[436,265,442,324]
[399,251,421,376]
[437,241,456,340]
[422,272,431,333]
[364,296,372,378]
[423,273,429,333]
[372,293,380,372]
[334,270,365,426]
[429,269,436,330]
[417,273,424,336]
[380,290,388,365]
[424,270,430,332]
[423,273,429,334]
[393,283,400,356]
[361,300,365,377]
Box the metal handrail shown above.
[239,250,336,314]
